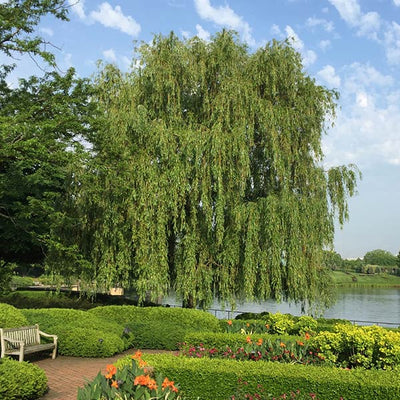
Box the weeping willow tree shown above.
[49,31,359,308]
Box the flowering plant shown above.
[77,351,181,399]
[179,334,324,366]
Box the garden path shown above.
[32,349,173,400]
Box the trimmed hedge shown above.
[0,303,28,328]
[116,354,400,400]
[89,305,220,331]
[22,308,133,357]
[0,291,99,310]
[183,331,299,349]
[53,326,125,357]
[89,306,221,350]
[0,358,47,399]
[228,313,351,335]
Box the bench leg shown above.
[52,346,57,359]
[19,350,24,362]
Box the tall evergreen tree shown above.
[53,32,360,307]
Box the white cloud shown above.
[181,30,191,39]
[39,27,54,37]
[306,17,334,32]
[195,24,211,41]
[328,0,360,25]
[394,0,400,6]
[317,65,341,88]
[323,63,400,168]
[90,2,141,36]
[194,0,255,46]
[328,0,381,39]
[103,48,117,62]
[356,92,368,108]
[319,39,331,51]
[384,22,400,65]
[342,63,393,92]
[68,0,86,19]
[285,25,317,67]
[270,24,281,37]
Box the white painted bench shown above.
[0,324,57,362]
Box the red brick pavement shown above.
[32,349,172,400]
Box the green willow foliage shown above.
[52,31,359,308]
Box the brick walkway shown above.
[32,349,172,400]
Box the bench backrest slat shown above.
[1,325,40,350]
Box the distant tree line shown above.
[323,249,400,275]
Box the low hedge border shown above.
[0,358,47,400]
[116,354,400,400]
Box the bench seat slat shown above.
[4,343,56,356]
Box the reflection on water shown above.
[162,287,400,325]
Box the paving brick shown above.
[31,349,172,400]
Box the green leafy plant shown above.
[78,351,181,400]
[0,303,28,328]
[0,357,47,400]
[22,308,134,357]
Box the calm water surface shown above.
[163,287,400,326]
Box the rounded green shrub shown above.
[89,305,220,349]
[53,326,125,357]
[126,320,189,350]
[22,308,134,356]
[89,305,220,332]
[0,303,28,328]
[0,357,47,399]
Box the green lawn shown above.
[331,270,400,287]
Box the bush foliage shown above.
[89,306,220,350]
[22,308,133,357]
[117,354,400,400]
[0,358,47,400]
[0,303,28,328]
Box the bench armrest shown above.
[39,331,58,342]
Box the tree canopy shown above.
[363,249,397,266]
[0,69,95,266]
[50,31,360,308]
[0,0,68,70]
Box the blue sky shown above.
[4,0,400,259]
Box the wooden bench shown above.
[0,324,57,362]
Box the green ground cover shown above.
[330,270,400,287]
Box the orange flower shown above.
[305,332,311,340]
[256,338,263,346]
[265,324,270,330]
[246,323,250,327]
[162,377,174,390]
[105,364,117,379]
[246,336,252,343]
[147,378,158,390]
[139,359,148,368]
[280,342,286,348]
[134,374,151,386]
[227,320,233,325]
[132,350,143,360]
[297,341,304,346]
[111,380,119,388]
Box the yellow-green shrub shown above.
[312,324,400,369]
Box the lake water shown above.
[162,287,400,327]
